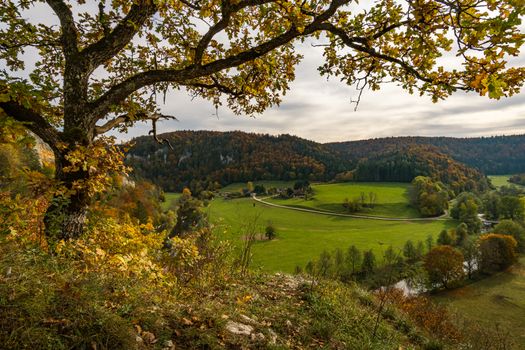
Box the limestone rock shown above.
[225,321,253,336]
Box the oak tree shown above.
[1,0,524,239]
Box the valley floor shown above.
[207,196,454,272]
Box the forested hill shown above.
[126,130,492,193]
[350,144,490,193]
[327,135,525,175]
[126,131,350,192]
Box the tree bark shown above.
[43,144,91,240]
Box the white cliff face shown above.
[220,153,234,165]
[30,131,54,167]
[178,150,192,165]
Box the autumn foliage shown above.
[478,233,518,274]
[384,289,462,344]
[424,246,465,289]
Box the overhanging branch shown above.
[0,100,62,153]
[89,0,351,121]
[94,112,177,136]
[319,22,469,91]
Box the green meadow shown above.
[206,196,455,273]
[267,182,419,218]
[488,174,525,188]
[432,257,525,347]
[163,182,456,273]
[161,192,181,211]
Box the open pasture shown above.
[267,182,420,218]
[488,174,525,189]
[208,196,455,273]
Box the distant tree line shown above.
[125,132,493,195]
[350,145,490,194]
[300,218,522,291]
[328,135,525,175]
[509,173,525,186]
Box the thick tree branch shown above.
[194,3,232,65]
[94,112,177,135]
[89,0,351,121]
[82,1,157,72]
[94,114,129,135]
[45,0,79,56]
[0,101,62,153]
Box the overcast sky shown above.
[114,38,525,143]
[8,2,525,144]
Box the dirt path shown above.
[252,195,449,222]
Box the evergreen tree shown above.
[437,230,454,246]
[426,234,434,252]
[346,245,362,275]
[170,188,206,238]
[455,223,469,246]
[361,250,376,276]
[317,251,333,278]
[403,240,418,262]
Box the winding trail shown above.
[252,195,449,222]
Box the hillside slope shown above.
[327,135,525,175]
[127,131,350,191]
[352,144,490,193]
[126,131,491,193]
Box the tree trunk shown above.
[44,190,89,240]
[43,148,91,240]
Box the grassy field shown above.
[219,181,294,193]
[267,182,419,218]
[488,174,525,188]
[161,192,181,210]
[208,196,455,273]
[432,257,525,348]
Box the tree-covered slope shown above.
[327,135,525,175]
[127,131,492,193]
[126,131,350,192]
[351,144,490,193]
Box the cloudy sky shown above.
[8,2,525,144]
[115,38,525,143]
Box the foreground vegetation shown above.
[432,256,525,346]
[1,218,438,349]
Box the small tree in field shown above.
[1,0,524,239]
[403,240,418,262]
[424,246,465,289]
[265,222,276,240]
[437,229,455,246]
